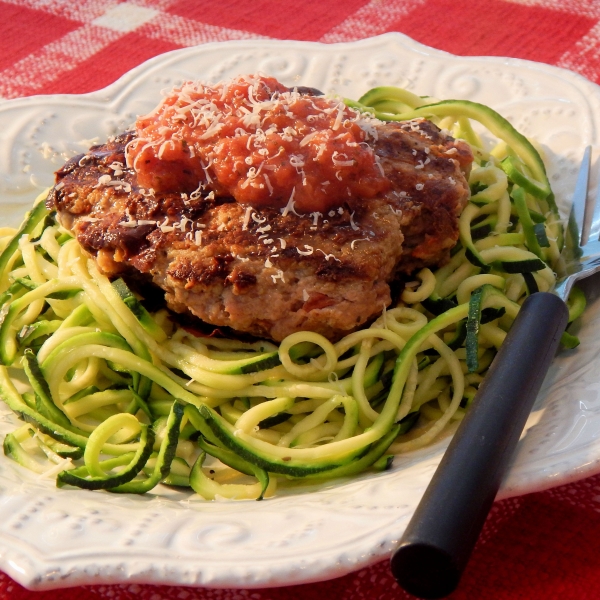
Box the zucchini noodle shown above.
[0,86,586,501]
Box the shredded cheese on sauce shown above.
[126,75,390,214]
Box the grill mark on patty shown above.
[227,269,258,294]
[315,261,359,282]
[168,253,235,288]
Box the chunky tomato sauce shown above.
[126,75,390,213]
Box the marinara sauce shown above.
[126,75,390,213]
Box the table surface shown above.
[2,0,600,598]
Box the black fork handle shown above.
[390,292,569,599]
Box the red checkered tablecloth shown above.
[2,1,600,598]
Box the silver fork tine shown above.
[572,145,591,245]
[587,150,600,243]
[554,146,600,302]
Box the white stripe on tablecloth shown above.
[319,0,427,43]
[557,20,600,81]
[138,11,271,47]
[0,0,119,23]
[501,0,600,19]
[0,24,122,98]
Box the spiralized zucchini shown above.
[0,86,586,500]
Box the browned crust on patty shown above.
[48,117,471,341]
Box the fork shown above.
[390,147,600,599]
[555,146,600,300]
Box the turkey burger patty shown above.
[47,75,473,341]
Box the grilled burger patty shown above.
[47,82,472,342]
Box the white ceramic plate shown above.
[0,32,600,591]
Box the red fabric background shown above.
[1,0,600,598]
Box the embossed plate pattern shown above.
[0,33,599,590]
